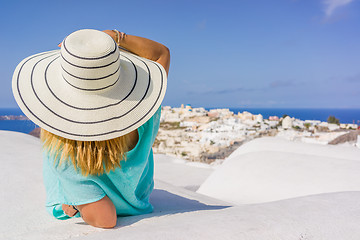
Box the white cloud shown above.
[323,0,354,17]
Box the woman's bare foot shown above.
[62,204,79,217]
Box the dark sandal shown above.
[72,205,79,216]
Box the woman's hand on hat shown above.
[103,29,170,74]
[102,30,120,44]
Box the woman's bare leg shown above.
[63,196,117,228]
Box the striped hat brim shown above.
[12,49,167,141]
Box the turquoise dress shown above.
[42,107,161,220]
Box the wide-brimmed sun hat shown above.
[12,29,167,141]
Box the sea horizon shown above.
[1,107,360,133]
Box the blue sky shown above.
[1,0,359,108]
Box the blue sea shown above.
[0,108,38,134]
[1,107,360,134]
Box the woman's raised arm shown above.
[103,30,170,75]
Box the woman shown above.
[12,29,170,228]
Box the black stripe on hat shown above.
[63,37,118,60]
[61,74,119,91]
[61,63,120,81]
[45,54,137,110]
[60,51,120,69]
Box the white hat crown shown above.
[60,29,121,92]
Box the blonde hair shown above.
[40,128,129,176]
